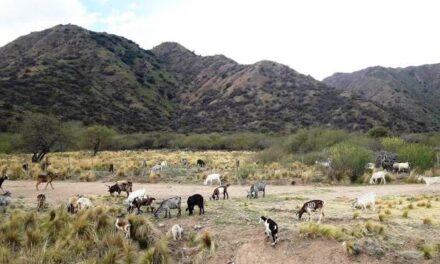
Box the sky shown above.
[1,0,440,80]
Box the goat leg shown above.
[50,182,54,190]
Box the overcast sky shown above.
[1,0,440,80]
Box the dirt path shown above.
[5,180,440,205]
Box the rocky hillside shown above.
[324,65,440,132]
[0,24,429,133]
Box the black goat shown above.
[196,159,206,168]
[0,175,9,193]
[186,194,204,215]
[259,216,278,247]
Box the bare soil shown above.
[4,180,440,264]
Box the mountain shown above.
[0,24,178,132]
[0,24,422,133]
[324,65,440,132]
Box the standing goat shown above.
[297,200,325,223]
[393,162,410,173]
[197,159,206,168]
[0,174,9,193]
[154,196,182,218]
[369,169,386,184]
[128,196,156,214]
[107,181,132,197]
[115,214,131,239]
[37,194,47,211]
[259,216,278,247]
[171,224,184,240]
[186,194,204,215]
[352,192,376,211]
[211,184,230,200]
[247,181,266,198]
[204,173,221,185]
[36,172,58,190]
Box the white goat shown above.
[160,161,168,170]
[393,162,410,173]
[171,224,183,240]
[204,173,221,185]
[315,159,331,169]
[352,192,376,211]
[369,170,386,184]
[76,197,94,210]
[125,189,147,205]
[417,175,440,186]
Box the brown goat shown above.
[128,196,156,214]
[116,180,133,197]
[37,194,47,211]
[36,172,58,190]
[115,214,131,238]
[211,184,231,200]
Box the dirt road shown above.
[5,180,440,205]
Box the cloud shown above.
[0,0,97,46]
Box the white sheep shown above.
[369,170,386,184]
[204,173,221,185]
[171,224,183,240]
[417,175,440,186]
[352,192,376,211]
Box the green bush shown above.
[368,126,389,138]
[285,128,347,154]
[397,143,435,170]
[330,143,374,182]
[381,137,405,153]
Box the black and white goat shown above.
[296,200,325,223]
[259,216,278,247]
[186,194,204,215]
[0,174,9,193]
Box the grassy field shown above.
[1,150,440,263]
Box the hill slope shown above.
[0,24,427,133]
[324,65,440,132]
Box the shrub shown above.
[381,137,405,153]
[397,144,435,171]
[368,126,389,138]
[285,128,347,154]
[330,143,373,182]
[299,223,346,241]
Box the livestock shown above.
[181,158,189,167]
[204,173,221,185]
[393,162,410,173]
[259,216,278,247]
[197,159,206,168]
[417,175,440,186]
[107,183,122,196]
[151,164,162,172]
[115,214,131,239]
[76,197,94,210]
[128,196,156,214]
[365,162,375,170]
[352,192,376,211]
[116,180,133,197]
[160,161,168,170]
[36,172,58,190]
[235,159,240,168]
[37,194,47,211]
[315,158,332,169]
[154,196,182,218]
[125,189,147,206]
[0,191,11,206]
[369,170,386,184]
[211,184,230,200]
[186,194,205,215]
[109,163,114,173]
[0,174,9,193]
[171,224,183,240]
[67,195,80,214]
[246,181,266,199]
[297,200,325,223]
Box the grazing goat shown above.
[211,184,230,200]
[393,162,410,173]
[259,216,278,247]
[204,173,221,185]
[247,181,266,199]
[197,159,206,168]
[369,170,386,184]
[151,164,162,172]
[154,196,182,218]
[0,191,11,206]
[76,197,94,211]
[113,180,133,197]
[0,174,9,193]
[352,192,376,211]
[128,196,156,214]
[417,175,440,186]
[186,194,205,215]
[115,214,131,239]
[315,158,332,169]
[171,224,183,240]
[181,158,189,167]
[297,200,325,223]
[125,189,147,205]
[37,194,47,211]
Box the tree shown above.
[82,125,116,155]
[20,113,68,162]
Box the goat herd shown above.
[0,157,440,250]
